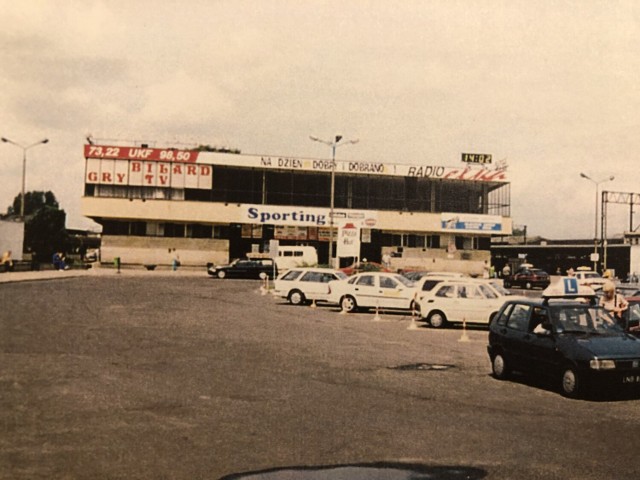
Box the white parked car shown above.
[273,267,347,305]
[419,279,512,328]
[573,269,607,289]
[327,272,416,313]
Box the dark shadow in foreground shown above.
[220,462,487,480]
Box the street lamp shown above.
[580,172,614,272]
[1,136,49,219]
[309,135,359,267]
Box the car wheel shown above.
[427,311,447,328]
[288,289,306,306]
[525,281,532,290]
[492,353,510,380]
[340,295,357,313]
[561,365,581,398]
[217,270,226,279]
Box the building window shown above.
[146,222,164,237]
[164,223,185,238]
[188,224,213,238]
[130,222,146,236]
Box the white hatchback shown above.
[419,279,512,328]
[273,267,348,305]
[327,272,416,313]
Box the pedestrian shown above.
[1,250,13,272]
[502,264,511,278]
[382,252,391,269]
[600,280,628,322]
[52,251,67,270]
[482,260,490,279]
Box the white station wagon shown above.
[419,279,513,328]
[327,272,416,313]
[273,267,347,305]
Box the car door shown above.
[426,284,462,320]
[520,306,560,376]
[456,283,487,323]
[299,271,328,298]
[378,275,411,309]
[233,260,253,278]
[500,303,533,371]
[351,274,378,307]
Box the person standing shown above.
[382,252,391,269]
[501,263,511,278]
[1,251,13,272]
[600,280,628,322]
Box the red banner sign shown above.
[84,145,199,163]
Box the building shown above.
[492,234,640,280]
[81,142,512,274]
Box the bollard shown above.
[407,304,419,330]
[114,257,121,274]
[458,317,470,342]
[372,301,382,322]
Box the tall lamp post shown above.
[580,172,614,272]
[309,135,359,267]
[1,136,49,219]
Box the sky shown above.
[1,0,639,238]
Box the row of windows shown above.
[101,221,227,239]
[100,220,490,252]
[86,165,511,216]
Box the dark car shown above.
[487,279,640,398]
[207,258,277,279]
[339,261,391,276]
[503,266,550,290]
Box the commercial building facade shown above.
[81,142,512,274]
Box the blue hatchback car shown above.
[488,278,640,398]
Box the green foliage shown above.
[7,190,59,216]
[25,206,68,261]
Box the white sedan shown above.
[327,272,416,313]
[273,267,348,305]
[419,279,512,328]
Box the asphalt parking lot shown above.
[2,273,640,479]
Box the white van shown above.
[275,246,318,271]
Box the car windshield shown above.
[393,274,414,287]
[489,282,511,296]
[551,305,622,334]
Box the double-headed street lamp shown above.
[309,135,359,267]
[1,136,49,219]
[580,172,614,272]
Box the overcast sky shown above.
[2,0,639,238]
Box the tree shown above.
[6,191,68,261]
[6,190,59,217]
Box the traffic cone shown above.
[310,299,317,308]
[458,317,470,342]
[372,301,382,322]
[407,304,419,330]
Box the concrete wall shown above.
[100,235,229,266]
[381,246,491,276]
[0,219,25,260]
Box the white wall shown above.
[100,235,229,266]
[0,219,24,260]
